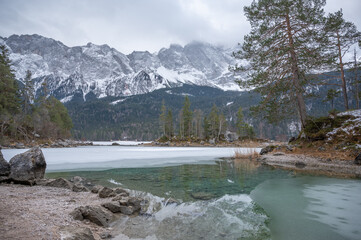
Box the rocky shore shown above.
[1,139,93,149]
[0,147,154,240]
[258,146,361,178]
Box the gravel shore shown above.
[0,184,112,240]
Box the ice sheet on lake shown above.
[2,146,261,172]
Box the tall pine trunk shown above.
[354,50,360,109]
[336,31,349,110]
[285,14,308,129]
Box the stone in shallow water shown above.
[190,192,215,200]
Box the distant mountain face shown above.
[0,34,241,102]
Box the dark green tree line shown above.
[0,45,73,143]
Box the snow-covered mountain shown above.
[0,34,241,102]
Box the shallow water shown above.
[3,146,361,240]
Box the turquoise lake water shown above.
[3,146,361,240]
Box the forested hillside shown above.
[66,68,360,141]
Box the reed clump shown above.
[233,149,260,161]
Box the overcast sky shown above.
[0,0,360,54]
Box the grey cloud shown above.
[0,0,360,54]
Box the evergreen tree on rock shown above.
[233,0,328,129]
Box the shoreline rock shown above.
[9,147,46,184]
[259,153,361,178]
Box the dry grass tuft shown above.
[233,149,260,161]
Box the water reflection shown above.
[47,159,288,202]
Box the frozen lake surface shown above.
[2,146,258,172]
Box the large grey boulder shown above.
[9,147,46,183]
[0,148,10,176]
[71,206,114,227]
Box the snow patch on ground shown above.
[110,98,127,105]
[326,110,361,141]
[60,95,73,103]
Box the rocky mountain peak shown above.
[2,34,241,102]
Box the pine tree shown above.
[236,107,247,137]
[208,104,219,139]
[217,113,227,140]
[350,49,361,109]
[324,10,361,110]
[182,96,192,138]
[233,0,328,129]
[323,89,340,110]
[21,70,34,115]
[159,100,167,136]
[165,109,173,137]
[203,116,210,139]
[193,109,203,139]
[0,45,20,116]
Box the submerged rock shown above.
[9,147,46,184]
[191,192,215,200]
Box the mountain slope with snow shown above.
[1,34,241,102]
